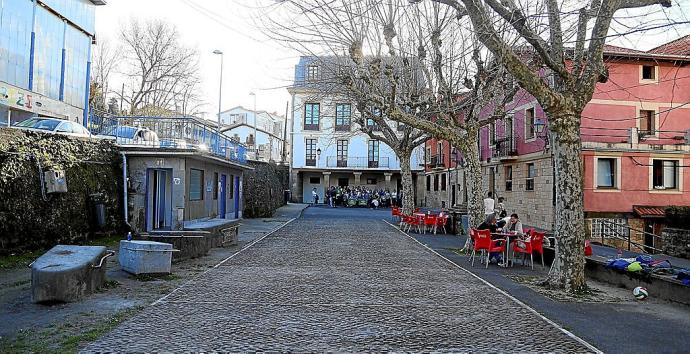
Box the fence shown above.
[325,156,390,168]
[89,115,247,164]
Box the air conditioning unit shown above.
[45,170,67,193]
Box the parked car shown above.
[96,125,159,146]
[13,117,91,138]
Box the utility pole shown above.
[120,83,124,114]
[282,101,289,164]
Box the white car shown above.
[14,117,92,138]
[96,125,160,146]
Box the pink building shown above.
[473,36,690,252]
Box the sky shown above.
[95,0,299,120]
[94,0,690,121]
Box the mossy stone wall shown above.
[0,128,123,253]
[242,161,289,218]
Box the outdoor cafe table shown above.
[491,232,521,267]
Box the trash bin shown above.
[284,190,291,204]
[90,193,106,228]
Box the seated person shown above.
[502,213,524,235]
[496,215,511,229]
[477,214,498,233]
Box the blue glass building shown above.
[0,0,105,127]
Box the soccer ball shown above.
[633,286,648,300]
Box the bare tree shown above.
[118,19,204,116]
[425,0,674,292]
[92,38,120,101]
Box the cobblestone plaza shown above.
[84,209,595,353]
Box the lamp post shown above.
[213,50,224,152]
[249,92,259,160]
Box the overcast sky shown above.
[95,1,690,121]
[95,0,298,119]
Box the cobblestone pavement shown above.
[83,209,596,353]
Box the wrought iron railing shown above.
[589,218,664,254]
[428,154,445,168]
[89,115,247,164]
[325,156,390,168]
[493,137,517,158]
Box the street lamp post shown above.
[249,92,259,160]
[213,50,224,153]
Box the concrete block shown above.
[118,240,173,275]
[31,245,111,303]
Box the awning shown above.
[633,206,666,218]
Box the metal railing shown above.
[89,115,247,165]
[325,156,390,168]
[493,137,517,158]
[428,154,445,168]
[590,218,664,254]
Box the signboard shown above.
[0,81,83,122]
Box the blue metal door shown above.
[234,176,240,219]
[219,174,227,219]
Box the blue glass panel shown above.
[0,0,33,89]
[40,0,96,35]
[33,6,64,100]
[64,25,89,108]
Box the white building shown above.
[287,56,424,203]
[220,106,287,163]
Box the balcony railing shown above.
[428,154,445,168]
[89,115,247,165]
[325,156,390,168]
[493,137,517,159]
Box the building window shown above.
[596,158,617,189]
[367,108,381,131]
[213,172,219,200]
[229,175,234,199]
[368,140,380,168]
[335,104,351,131]
[526,163,535,191]
[366,178,377,185]
[652,159,678,190]
[434,174,439,191]
[641,65,656,80]
[189,169,204,201]
[489,122,496,144]
[305,138,317,166]
[337,140,348,167]
[304,103,320,130]
[505,166,513,191]
[309,177,320,184]
[307,65,319,81]
[639,110,655,135]
[441,173,447,191]
[426,175,431,191]
[525,108,536,140]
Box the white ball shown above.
[633,286,648,300]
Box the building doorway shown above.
[644,221,657,254]
[147,169,172,231]
[234,176,241,219]
[219,174,227,219]
[451,184,456,206]
[338,178,349,187]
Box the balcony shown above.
[492,137,517,160]
[325,156,390,168]
[427,154,445,168]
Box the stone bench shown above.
[31,245,113,303]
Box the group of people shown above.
[312,186,403,209]
[477,191,525,264]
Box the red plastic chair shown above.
[471,229,506,268]
[402,214,423,233]
[434,214,449,234]
[512,231,545,269]
[424,214,437,234]
[391,207,401,222]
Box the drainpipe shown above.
[121,152,132,229]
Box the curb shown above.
[382,219,603,354]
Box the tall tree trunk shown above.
[399,151,415,215]
[547,113,587,292]
[464,137,484,228]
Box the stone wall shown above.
[0,128,123,252]
[662,228,690,259]
[243,161,289,218]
